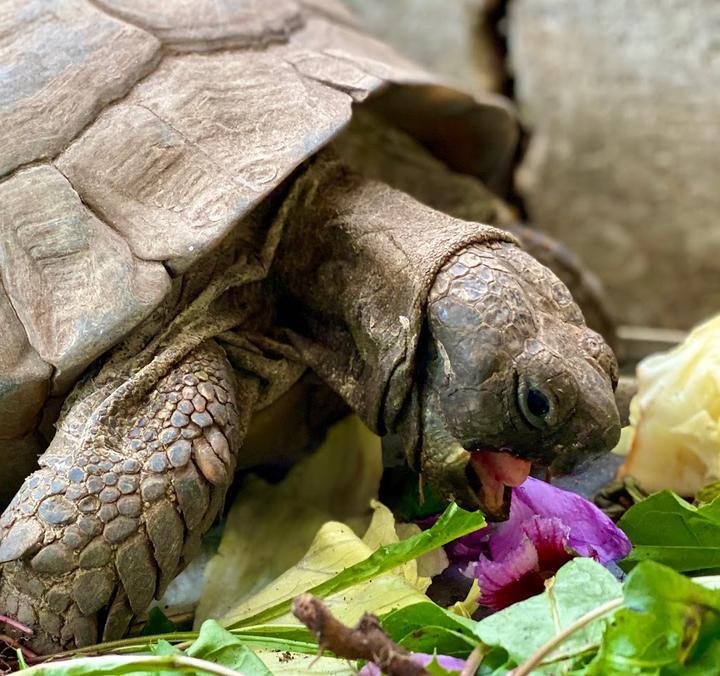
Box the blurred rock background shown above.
[342,0,720,330]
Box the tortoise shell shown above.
[0,0,517,502]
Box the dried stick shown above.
[292,594,429,676]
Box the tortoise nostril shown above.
[527,388,550,417]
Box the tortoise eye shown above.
[527,388,551,417]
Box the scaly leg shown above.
[0,341,260,653]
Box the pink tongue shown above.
[469,451,532,513]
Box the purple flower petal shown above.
[358,652,466,675]
[512,478,631,562]
[466,536,541,610]
[465,516,576,609]
[420,477,631,610]
[522,515,574,573]
[451,478,631,608]
[443,528,490,565]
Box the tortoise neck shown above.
[271,153,515,435]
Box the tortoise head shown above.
[418,241,620,518]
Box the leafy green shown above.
[224,502,485,628]
[696,481,720,507]
[619,491,720,572]
[380,602,477,656]
[186,621,272,675]
[587,561,720,675]
[381,465,448,521]
[473,558,622,670]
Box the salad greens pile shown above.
[7,418,720,675]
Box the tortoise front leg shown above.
[0,341,260,653]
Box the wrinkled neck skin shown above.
[272,154,514,435]
[273,156,619,519]
[418,241,620,517]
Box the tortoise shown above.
[0,0,620,653]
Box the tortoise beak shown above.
[419,412,529,520]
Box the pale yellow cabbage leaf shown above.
[255,650,356,674]
[618,314,720,495]
[195,415,383,625]
[196,415,441,631]
[219,501,431,628]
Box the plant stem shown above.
[511,597,623,676]
[460,646,485,676]
[17,653,246,676]
[48,631,197,660]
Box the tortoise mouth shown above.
[464,447,532,519]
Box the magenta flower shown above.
[359,653,465,675]
[454,477,631,610]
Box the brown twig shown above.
[0,634,39,662]
[291,594,429,676]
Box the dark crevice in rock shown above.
[476,0,514,100]
[476,0,529,219]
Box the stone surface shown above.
[0,166,171,389]
[341,0,504,94]
[0,0,160,177]
[509,0,720,328]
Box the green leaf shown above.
[151,640,182,656]
[381,601,476,641]
[381,601,477,657]
[16,650,28,670]
[696,481,720,507]
[224,502,486,628]
[619,491,720,572]
[398,626,476,658]
[228,625,319,655]
[221,508,431,629]
[186,620,271,676]
[382,465,448,521]
[588,561,720,675]
[473,558,622,670]
[624,561,720,613]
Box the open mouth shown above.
[466,449,532,515]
